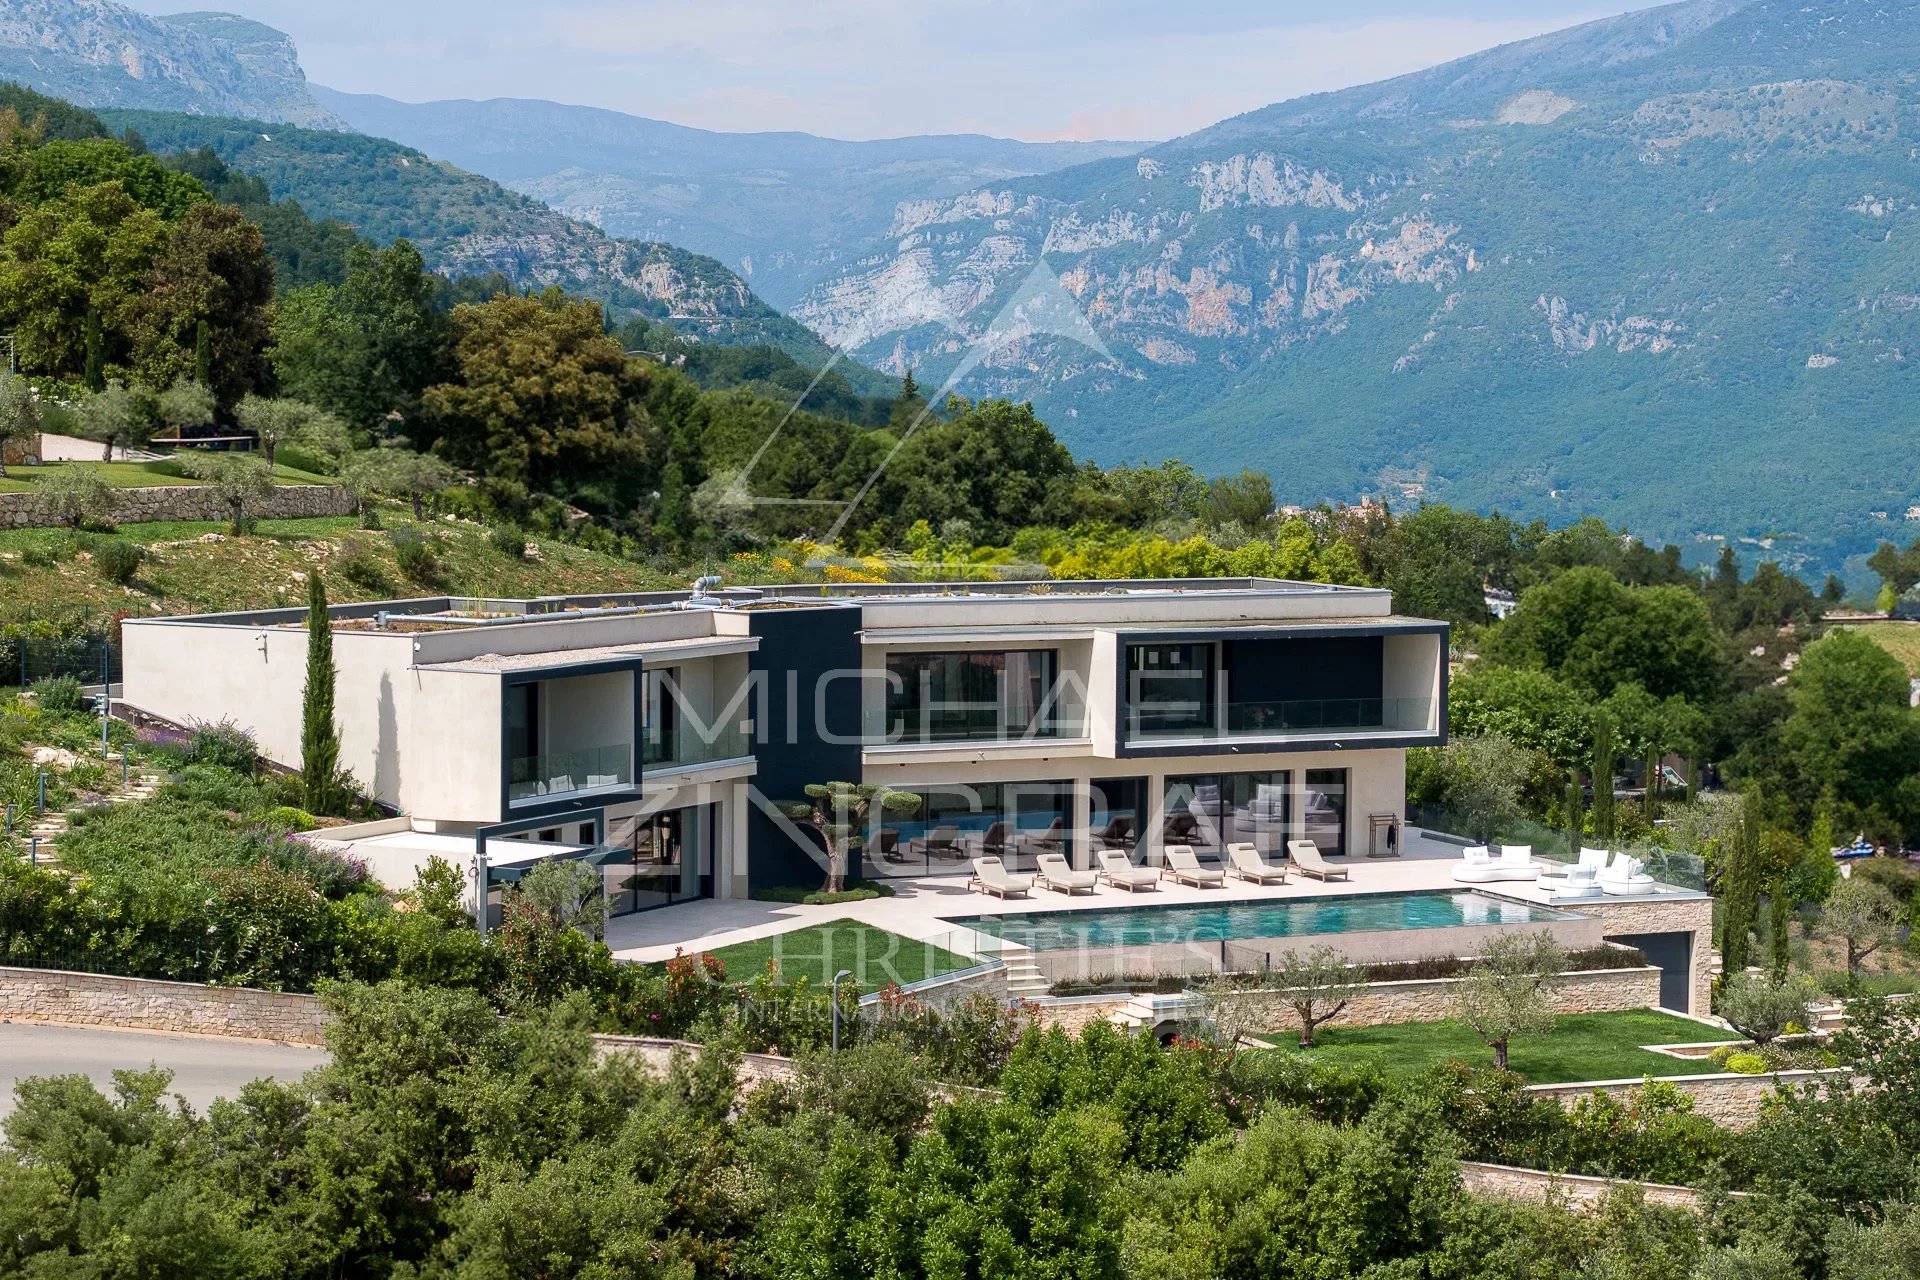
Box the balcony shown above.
[1128,696,1435,744]
[860,705,1070,748]
[642,722,753,773]
[507,743,633,804]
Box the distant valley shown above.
[310,87,1144,310]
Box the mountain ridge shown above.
[311,85,1145,309]
[789,0,1920,575]
[0,0,342,127]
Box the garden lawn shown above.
[692,920,971,988]
[1264,1009,1720,1085]
[0,460,328,493]
[1846,621,1920,678]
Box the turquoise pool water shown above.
[953,891,1571,952]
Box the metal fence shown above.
[7,637,122,688]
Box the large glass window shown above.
[1127,643,1216,736]
[1162,771,1292,858]
[642,669,679,767]
[505,682,539,765]
[1304,769,1349,857]
[1089,778,1146,856]
[875,779,1074,874]
[885,650,1059,743]
[605,806,712,914]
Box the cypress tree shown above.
[1563,777,1584,857]
[1590,714,1616,843]
[82,309,106,392]
[194,319,212,387]
[301,571,340,814]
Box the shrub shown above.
[175,719,261,775]
[32,466,116,529]
[263,805,318,833]
[489,525,528,558]
[390,529,438,584]
[28,674,85,714]
[1724,1052,1768,1074]
[1717,972,1818,1047]
[274,442,335,477]
[752,883,897,906]
[92,539,145,586]
[335,542,393,594]
[1707,1044,1736,1067]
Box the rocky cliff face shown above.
[0,0,342,127]
[794,0,1920,571]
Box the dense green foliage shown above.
[5,980,1919,1278]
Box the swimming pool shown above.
[952,891,1573,952]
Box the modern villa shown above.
[119,576,1712,1013]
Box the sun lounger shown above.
[968,856,1033,899]
[1287,839,1351,882]
[1096,850,1159,892]
[1225,842,1288,885]
[1162,845,1225,887]
[1035,852,1098,895]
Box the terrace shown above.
[605,828,1712,1010]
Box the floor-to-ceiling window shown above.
[873,779,1075,874]
[506,682,539,770]
[1162,771,1293,858]
[884,650,1060,743]
[1126,643,1216,737]
[643,669,680,768]
[604,805,713,914]
[1303,769,1349,856]
[1089,777,1146,857]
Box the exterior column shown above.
[1144,770,1167,866]
[1071,777,1093,870]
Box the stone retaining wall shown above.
[1459,1160,1731,1210]
[0,482,354,529]
[591,1035,799,1087]
[1525,1068,1847,1130]
[0,965,329,1044]
[1030,965,1662,1035]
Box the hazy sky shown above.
[127,0,1614,141]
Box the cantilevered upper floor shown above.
[119,578,1447,826]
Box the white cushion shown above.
[1498,845,1533,865]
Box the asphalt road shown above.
[0,1021,328,1122]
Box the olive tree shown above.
[0,372,41,477]
[1819,875,1906,978]
[339,446,459,521]
[1717,972,1818,1048]
[32,466,116,529]
[1455,931,1568,1070]
[74,380,146,461]
[154,378,215,437]
[180,450,275,534]
[1199,945,1370,1051]
[782,781,922,894]
[235,395,352,469]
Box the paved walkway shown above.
[0,1021,327,1122]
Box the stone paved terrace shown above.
[606,828,1713,1009]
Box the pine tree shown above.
[301,571,341,814]
[900,367,919,402]
[194,319,212,387]
[82,309,106,393]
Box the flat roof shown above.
[124,577,1391,631]
[421,635,761,674]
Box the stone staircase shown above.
[10,753,164,870]
[1109,991,1202,1036]
[1001,954,1051,999]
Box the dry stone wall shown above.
[0,966,329,1044]
[0,483,354,529]
[1459,1161,1733,1210]
[1525,1068,1847,1130]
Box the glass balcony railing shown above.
[507,743,633,803]
[860,705,1072,746]
[641,722,752,772]
[1128,697,1435,741]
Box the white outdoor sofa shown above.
[1451,844,1536,883]
[1598,853,1657,896]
